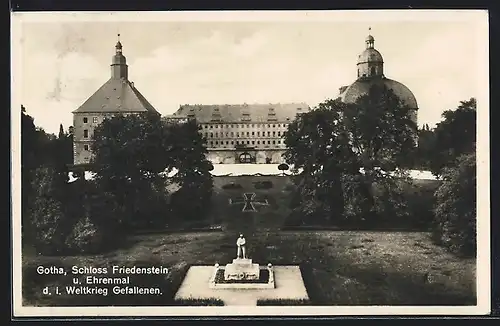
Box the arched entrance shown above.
[239,152,253,163]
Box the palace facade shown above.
[167,103,310,164]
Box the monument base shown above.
[224,258,260,281]
[209,266,275,289]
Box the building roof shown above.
[171,102,311,123]
[72,78,159,114]
[339,77,418,109]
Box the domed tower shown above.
[357,32,384,79]
[338,29,419,126]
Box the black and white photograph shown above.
[11,10,490,316]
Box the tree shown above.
[90,114,213,229]
[21,106,59,238]
[432,152,476,257]
[414,125,436,170]
[167,120,214,221]
[430,98,476,176]
[26,167,68,254]
[283,99,358,224]
[284,84,417,226]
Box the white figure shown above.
[236,234,246,259]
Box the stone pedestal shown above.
[224,258,260,281]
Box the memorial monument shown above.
[209,234,275,289]
[175,234,310,304]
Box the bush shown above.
[340,174,375,226]
[256,299,311,306]
[65,216,104,254]
[432,152,476,257]
[221,182,243,190]
[372,179,411,227]
[26,167,69,255]
[172,298,224,306]
[253,180,273,189]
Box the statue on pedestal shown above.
[236,234,246,259]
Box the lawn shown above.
[22,230,475,306]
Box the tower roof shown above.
[72,79,158,114]
[358,30,383,64]
[73,36,158,114]
[339,77,418,109]
[357,48,384,64]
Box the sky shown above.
[12,11,488,134]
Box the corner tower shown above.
[71,35,159,167]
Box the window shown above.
[278,131,281,136]
[215,141,219,145]
[231,141,234,145]
[83,117,88,123]
[252,132,255,136]
[257,141,260,144]
[246,132,249,136]
[210,133,213,138]
[252,141,255,145]
[257,132,260,136]
[278,140,281,144]
[93,117,98,123]
[239,152,253,164]
[236,132,239,137]
[215,132,218,137]
[267,140,271,144]
[226,132,229,137]
[273,131,276,136]
[84,145,89,151]
[371,67,375,75]
[210,141,213,146]
[231,132,234,137]
[226,141,229,145]
[272,140,276,144]
[267,131,271,136]
[210,125,213,129]
[83,130,89,138]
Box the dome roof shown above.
[366,34,374,42]
[357,48,383,64]
[340,77,418,109]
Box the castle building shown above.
[338,31,418,124]
[72,36,160,166]
[167,103,311,164]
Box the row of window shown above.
[203,123,289,129]
[83,117,99,124]
[204,131,283,138]
[208,140,283,146]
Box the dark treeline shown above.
[283,91,476,257]
[21,107,213,256]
